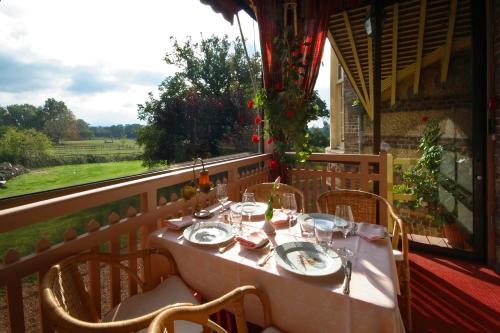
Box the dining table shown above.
[147,202,406,333]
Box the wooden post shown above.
[373,0,382,154]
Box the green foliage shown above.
[308,121,330,151]
[0,104,42,129]
[41,98,78,142]
[138,35,258,166]
[397,118,451,223]
[253,35,329,163]
[76,119,94,140]
[0,127,54,167]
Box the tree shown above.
[0,104,42,130]
[308,121,330,151]
[138,35,258,166]
[0,127,54,167]
[41,98,78,142]
[76,119,94,140]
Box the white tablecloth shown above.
[148,209,405,333]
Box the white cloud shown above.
[0,0,330,126]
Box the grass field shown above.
[0,160,150,198]
[54,138,142,157]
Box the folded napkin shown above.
[162,216,197,230]
[270,212,289,228]
[236,230,268,249]
[357,223,387,241]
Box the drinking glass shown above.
[281,193,297,234]
[335,204,355,258]
[241,192,256,223]
[314,219,334,251]
[216,183,229,215]
[229,208,243,234]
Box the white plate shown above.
[183,222,234,246]
[230,202,267,221]
[306,213,349,230]
[274,241,342,276]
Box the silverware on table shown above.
[218,239,236,254]
[343,260,352,295]
[257,246,275,266]
[177,234,184,240]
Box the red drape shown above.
[252,0,333,99]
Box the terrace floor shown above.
[409,252,500,333]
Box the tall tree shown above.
[40,98,78,142]
[0,104,41,129]
[138,35,259,166]
[76,119,94,140]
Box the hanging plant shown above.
[250,33,324,164]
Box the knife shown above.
[257,247,275,266]
[343,260,352,295]
[218,239,236,254]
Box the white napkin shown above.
[270,212,289,228]
[356,223,387,241]
[236,230,268,249]
[162,216,197,230]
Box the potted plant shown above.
[395,117,466,247]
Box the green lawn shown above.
[0,160,149,198]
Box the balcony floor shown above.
[409,252,500,333]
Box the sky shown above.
[0,0,331,126]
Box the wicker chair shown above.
[245,183,305,213]
[148,285,280,333]
[316,189,412,332]
[41,248,238,333]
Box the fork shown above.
[257,246,275,266]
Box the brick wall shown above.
[343,79,362,153]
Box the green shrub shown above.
[0,127,54,167]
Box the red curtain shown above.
[252,0,334,99]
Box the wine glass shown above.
[281,193,297,235]
[216,183,228,216]
[335,205,354,239]
[335,205,355,262]
[241,192,256,224]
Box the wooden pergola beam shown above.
[328,31,370,114]
[441,0,457,82]
[391,3,399,105]
[367,7,374,118]
[343,11,370,106]
[381,36,470,93]
[413,0,427,95]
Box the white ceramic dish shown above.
[274,241,342,276]
[183,222,234,246]
[230,202,267,221]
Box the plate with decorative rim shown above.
[183,221,234,246]
[274,241,342,276]
[230,202,267,221]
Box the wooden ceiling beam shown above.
[391,3,399,106]
[328,31,370,114]
[381,36,470,93]
[441,0,457,82]
[343,11,370,106]
[413,0,427,95]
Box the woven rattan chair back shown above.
[41,248,179,333]
[246,182,305,212]
[148,286,272,333]
[316,190,378,224]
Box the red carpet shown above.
[409,252,500,333]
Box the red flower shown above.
[238,116,245,125]
[266,136,273,144]
[269,160,278,170]
[287,111,296,119]
[247,100,254,109]
[421,116,429,123]
[274,82,283,91]
[254,115,262,125]
[251,134,260,143]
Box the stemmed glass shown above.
[281,193,297,235]
[335,205,355,261]
[241,192,256,225]
[314,219,334,252]
[215,183,229,216]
